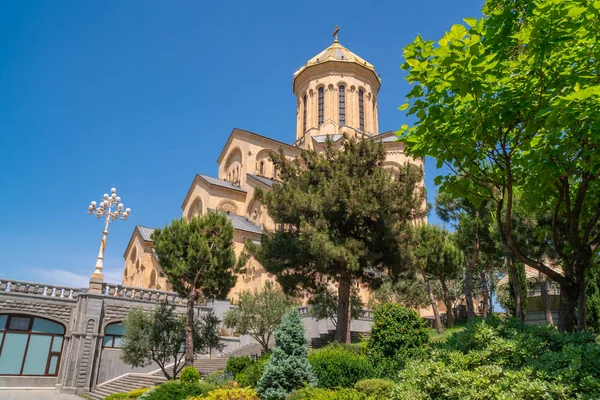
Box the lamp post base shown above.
[89,276,104,293]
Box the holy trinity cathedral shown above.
[121,34,425,304]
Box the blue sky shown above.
[0,0,485,287]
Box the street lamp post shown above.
[88,188,130,284]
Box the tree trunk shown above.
[558,283,578,332]
[480,271,490,318]
[465,235,479,320]
[423,272,444,335]
[185,297,195,368]
[576,265,587,331]
[337,278,352,344]
[507,256,524,323]
[440,279,454,328]
[539,271,553,325]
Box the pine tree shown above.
[256,310,317,400]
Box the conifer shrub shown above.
[353,379,395,398]
[227,356,254,377]
[286,387,372,400]
[104,394,128,400]
[190,387,259,400]
[143,381,214,399]
[256,310,318,399]
[308,344,373,388]
[179,366,201,384]
[126,387,150,398]
[366,303,429,377]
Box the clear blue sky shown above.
[0,0,485,287]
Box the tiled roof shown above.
[372,132,399,143]
[312,134,343,143]
[137,226,155,241]
[247,173,276,187]
[199,174,247,193]
[208,209,263,234]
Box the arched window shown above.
[259,161,265,175]
[318,87,324,127]
[302,94,307,133]
[103,322,125,349]
[338,85,346,127]
[358,89,365,132]
[0,315,65,376]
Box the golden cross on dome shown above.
[332,25,340,43]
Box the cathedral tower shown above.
[293,32,381,149]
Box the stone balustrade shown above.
[0,279,84,300]
[101,282,184,304]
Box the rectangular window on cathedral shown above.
[318,87,324,127]
[339,85,345,127]
[303,95,307,133]
[359,89,364,131]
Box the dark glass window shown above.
[318,87,324,127]
[259,161,265,175]
[303,94,307,133]
[338,85,346,127]
[359,89,364,131]
[0,315,65,376]
[103,322,125,349]
[273,166,278,178]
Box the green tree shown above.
[369,276,430,311]
[308,286,364,330]
[256,309,318,400]
[152,213,245,366]
[435,236,465,327]
[195,311,225,358]
[223,281,295,353]
[400,0,600,331]
[250,137,426,343]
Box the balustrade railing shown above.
[0,279,84,300]
[101,282,184,304]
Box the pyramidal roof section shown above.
[293,39,379,81]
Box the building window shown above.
[303,94,307,133]
[359,89,364,132]
[259,161,265,175]
[103,322,125,349]
[338,85,345,127]
[0,315,65,376]
[318,87,324,127]
[273,166,278,178]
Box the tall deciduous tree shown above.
[152,213,245,366]
[223,281,295,353]
[400,0,600,331]
[250,137,426,343]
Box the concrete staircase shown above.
[86,342,267,400]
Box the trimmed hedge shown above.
[308,344,374,389]
[179,366,201,384]
[287,387,373,400]
[353,379,394,398]
[143,381,215,400]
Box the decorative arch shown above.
[149,269,157,288]
[224,147,243,184]
[187,197,203,220]
[130,246,138,264]
[217,200,238,214]
[255,149,274,177]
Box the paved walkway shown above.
[0,390,81,399]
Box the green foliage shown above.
[226,356,254,378]
[366,303,429,378]
[127,388,150,399]
[250,137,426,342]
[120,302,186,380]
[308,287,363,330]
[308,344,373,389]
[235,353,271,388]
[179,366,200,384]
[224,281,295,352]
[353,379,395,398]
[586,260,600,333]
[189,387,259,400]
[144,381,215,400]
[400,0,600,331]
[204,370,235,388]
[287,387,372,400]
[104,394,128,400]
[368,276,429,310]
[257,310,318,399]
[390,318,600,399]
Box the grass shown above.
[426,320,468,342]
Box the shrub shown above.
[126,387,150,399]
[308,344,373,388]
[287,387,372,400]
[257,310,318,399]
[366,303,429,377]
[227,356,254,377]
[104,394,128,400]
[236,353,271,388]
[353,379,394,398]
[179,366,201,384]
[143,381,214,400]
[195,387,259,400]
[204,370,235,388]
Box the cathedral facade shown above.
[121,37,425,303]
